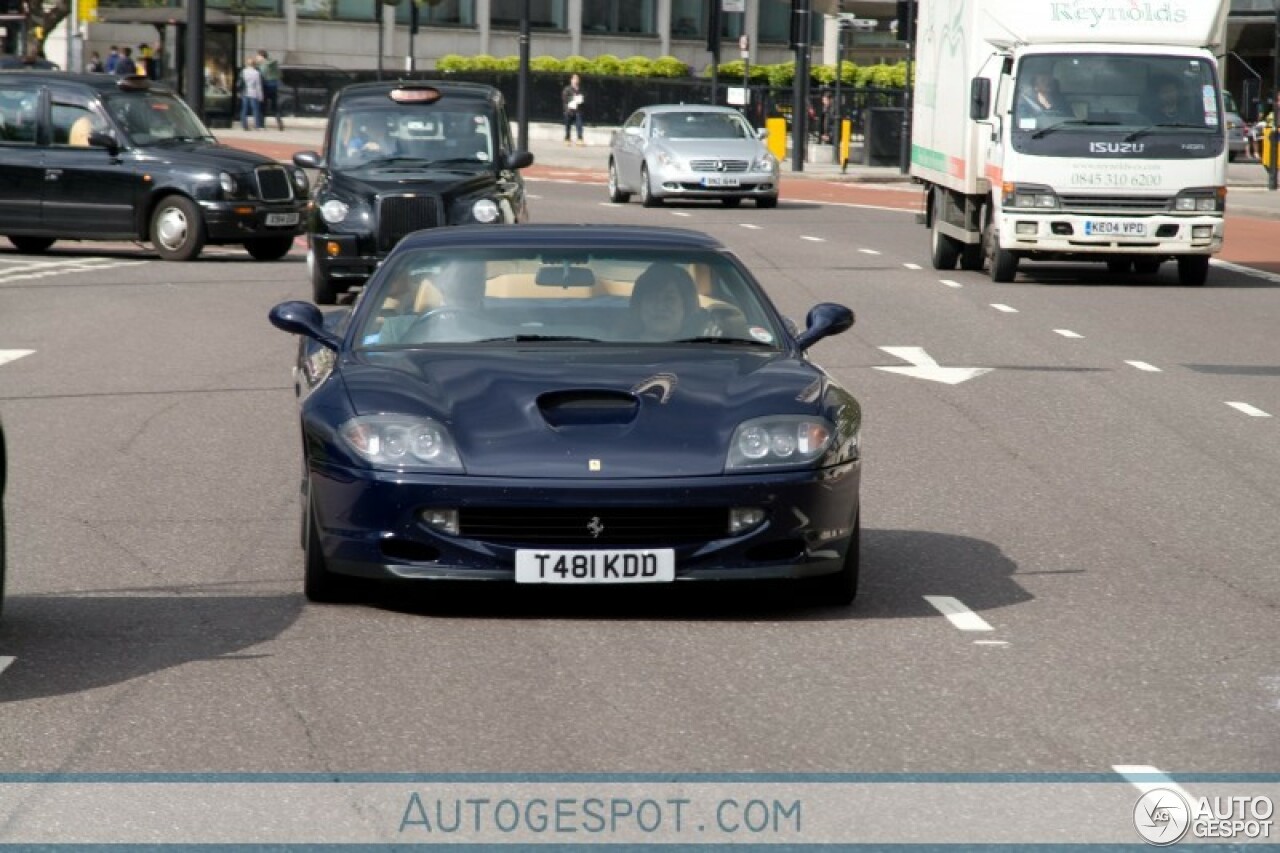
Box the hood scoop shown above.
[537,389,640,427]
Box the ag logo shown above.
[1134,788,1191,846]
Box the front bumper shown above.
[309,232,381,283]
[309,462,861,584]
[649,165,779,199]
[200,200,307,242]
[998,211,1223,257]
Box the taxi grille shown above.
[255,166,294,202]
[377,195,444,251]
[458,507,728,545]
[689,159,749,172]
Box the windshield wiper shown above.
[153,135,213,145]
[1124,122,1206,142]
[474,334,602,343]
[1030,119,1120,139]
[671,336,776,347]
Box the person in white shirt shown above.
[240,58,264,131]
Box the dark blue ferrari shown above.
[269,225,863,605]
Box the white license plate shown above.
[265,212,300,227]
[515,549,675,584]
[701,176,740,188]
[1084,220,1146,237]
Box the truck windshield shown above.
[1013,54,1221,137]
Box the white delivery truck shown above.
[911,0,1229,285]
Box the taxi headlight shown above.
[726,416,834,470]
[219,172,237,195]
[319,199,350,224]
[472,198,500,223]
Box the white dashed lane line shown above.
[1126,361,1162,373]
[1113,765,1196,801]
[990,304,1019,314]
[903,263,922,270]
[1054,329,1085,339]
[800,235,825,242]
[739,224,763,230]
[858,248,881,255]
[939,279,963,288]
[0,350,34,367]
[0,657,14,679]
[1226,402,1273,418]
[923,596,995,632]
[670,211,692,218]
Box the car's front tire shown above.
[811,514,860,606]
[245,235,296,261]
[756,196,778,209]
[8,236,55,254]
[303,483,356,604]
[640,165,662,208]
[150,196,206,261]
[607,160,631,204]
[309,244,341,305]
[721,197,742,208]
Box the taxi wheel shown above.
[8,236,55,254]
[310,246,340,305]
[303,482,355,604]
[245,236,295,261]
[150,196,206,261]
[640,166,662,208]
[812,513,860,606]
[607,160,631,203]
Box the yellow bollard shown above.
[766,117,787,161]
[1264,128,1273,169]
[839,118,852,167]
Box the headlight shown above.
[726,416,834,470]
[654,150,678,168]
[1003,183,1058,210]
[1174,188,1225,212]
[751,153,777,172]
[219,172,237,195]
[339,415,464,471]
[319,199,350,224]
[472,198,500,223]
[291,168,309,194]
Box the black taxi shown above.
[293,81,533,304]
[0,72,308,261]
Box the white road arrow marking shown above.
[0,349,34,368]
[875,346,993,385]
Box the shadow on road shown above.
[358,527,1030,624]
[1010,263,1278,289]
[0,593,303,703]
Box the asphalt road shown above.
[0,184,1277,795]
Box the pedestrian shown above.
[113,46,137,77]
[104,45,120,74]
[562,73,585,146]
[86,51,104,73]
[135,43,151,79]
[817,90,836,143]
[148,41,163,80]
[257,49,283,130]
[1246,119,1258,160]
[240,57,264,131]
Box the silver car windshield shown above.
[651,111,754,140]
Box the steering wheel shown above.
[405,307,473,342]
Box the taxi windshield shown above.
[332,107,496,169]
[103,92,214,144]
[354,247,783,349]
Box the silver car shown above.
[608,105,780,208]
[1223,92,1246,162]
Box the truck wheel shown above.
[1176,256,1210,286]
[150,196,206,261]
[984,209,1019,283]
[929,191,959,270]
[1134,259,1162,275]
[309,245,341,305]
[960,243,984,271]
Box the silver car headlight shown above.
[339,415,464,472]
[751,152,778,172]
[472,198,500,223]
[726,416,834,471]
[319,199,350,224]
[219,172,237,195]
[654,149,678,169]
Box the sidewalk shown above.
[214,118,1280,217]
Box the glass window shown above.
[491,0,566,29]
[0,82,40,145]
[670,0,742,40]
[650,110,754,139]
[392,0,475,27]
[207,0,280,13]
[333,106,495,168]
[50,90,110,146]
[758,0,820,44]
[355,247,781,348]
[102,92,214,145]
[582,0,655,35]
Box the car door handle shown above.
[45,169,62,181]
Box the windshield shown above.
[1013,54,1221,135]
[354,248,783,348]
[651,111,754,140]
[332,107,495,169]
[102,92,213,144]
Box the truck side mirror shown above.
[970,78,991,121]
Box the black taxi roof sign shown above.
[116,75,152,92]
[389,86,442,104]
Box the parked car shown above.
[278,65,354,117]
[268,224,861,605]
[293,80,533,304]
[0,71,309,260]
[1224,91,1247,161]
[608,104,780,208]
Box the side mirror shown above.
[268,300,341,351]
[793,303,854,351]
[504,150,534,170]
[970,77,992,121]
[624,126,644,137]
[88,130,119,155]
[756,127,770,140]
[293,150,323,169]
